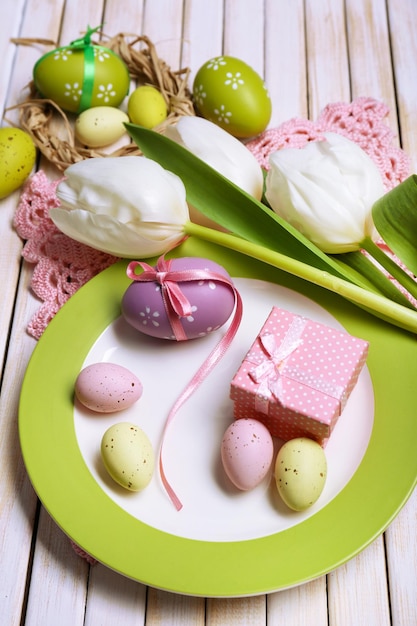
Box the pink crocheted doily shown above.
[14,96,410,339]
[14,174,118,339]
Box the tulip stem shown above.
[360,237,417,303]
[184,222,417,334]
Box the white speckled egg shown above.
[221,419,274,491]
[121,257,236,340]
[101,422,154,491]
[274,438,327,511]
[193,56,272,138]
[75,106,129,147]
[75,362,143,413]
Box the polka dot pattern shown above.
[230,307,369,446]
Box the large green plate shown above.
[19,237,417,596]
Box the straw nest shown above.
[8,32,195,171]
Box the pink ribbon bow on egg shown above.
[127,255,200,341]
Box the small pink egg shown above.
[121,257,236,340]
[221,419,274,491]
[75,362,143,413]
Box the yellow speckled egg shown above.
[127,86,168,128]
[101,422,154,491]
[33,29,130,114]
[0,128,36,199]
[193,56,272,138]
[274,438,327,511]
[75,106,130,147]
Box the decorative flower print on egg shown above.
[33,36,130,113]
[193,56,272,138]
[121,257,236,340]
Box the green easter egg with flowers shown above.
[33,25,130,114]
[193,55,272,138]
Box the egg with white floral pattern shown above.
[33,38,130,114]
[121,257,236,340]
[193,56,272,138]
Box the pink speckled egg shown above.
[121,257,236,340]
[221,419,274,491]
[75,362,143,413]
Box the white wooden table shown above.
[1,1,416,624]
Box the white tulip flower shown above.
[165,117,264,225]
[52,156,189,258]
[265,132,385,253]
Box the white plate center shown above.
[74,278,374,541]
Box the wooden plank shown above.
[182,0,224,85]
[146,588,205,625]
[385,490,417,626]
[0,262,46,626]
[346,0,399,133]
[264,0,308,125]
[327,536,391,626]
[142,0,185,70]
[223,0,265,75]
[58,0,104,45]
[84,566,147,626]
[24,508,89,626]
[0,194,25,368]
[267,577,328,625]
[102,0,144,35]
[4,0,64,172]
[206,596,266,626]
[387,0,417,169]
[304,0,350,119]
[0,0,27,113]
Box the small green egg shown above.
[0,128,36,199]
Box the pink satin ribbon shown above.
[249,317,346,414]
[126,255,243,510]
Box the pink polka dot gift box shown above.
[230,307,369,446]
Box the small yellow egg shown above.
[101,422,154,491]
[0,128,36,199]
[127,86,168,128]
[274,438,327,511]
[75,106,130,148]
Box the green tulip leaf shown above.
[338,250,416,309]
[372,175,417,276]
[127,124,380,290]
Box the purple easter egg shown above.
[121,257,236,340]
